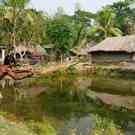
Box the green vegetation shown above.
[92,115,124,135]
[27,120,56,135]
[0,0,134,57]
[0,0,47,47]
[0,0,135,135]
[88,7,122,42]
[46,17,76,60]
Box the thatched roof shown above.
[44,44,55,49]
[15,45,34,52]
[71,41,96,56]
[15,45,47,55]
[89,35,135,53]
[35,45,47,55]
[71,48,88,56]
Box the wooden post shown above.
[89,53,92,64]
[60,54,63,64]
[132,53,135,62]
[1,49,5,64]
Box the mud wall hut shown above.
[88,35,135,63]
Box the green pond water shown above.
[0,74,135,135]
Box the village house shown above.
[88,35,135,63]
[0,44,47,64]
[14,45,47,64]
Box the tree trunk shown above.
[11,6,17,47]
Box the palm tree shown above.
[88,7,122,42]
[73,10,95,47]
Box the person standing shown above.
[4,53,16,66]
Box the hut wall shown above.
[91,52,133,63]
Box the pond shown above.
[0,73,135,135]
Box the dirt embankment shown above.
[16,62,135,78]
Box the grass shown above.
[91,114,124,135]
[26,120,56,135]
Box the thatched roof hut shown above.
[89,35,135,53]
[14,45,48,63]
[89,35,135,63]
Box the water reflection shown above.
[0,75,135,134]
[0,76,15,88]
[91,77,135,96]
[58,115,93,135]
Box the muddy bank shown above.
[7,62,135,92]
[89,66,135,79]
[31,62,135,79]
[94,92,135,111]
[1,62,134,83]
[69,63,135,79]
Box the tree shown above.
[0,0,30,46]
[75,2,81,12]
[0,0,48,48]
[111,0,135,34]
[0,5,11,44]
[88,7,122,42]
[55,7,65,17]
[73,10,95,47]
[46,18,76,62]
[17,9,48,46]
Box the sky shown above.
[29,0,120,15]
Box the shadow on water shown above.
[0,75,135,134]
